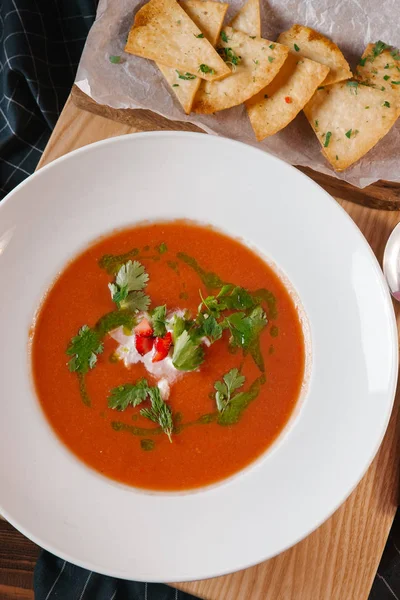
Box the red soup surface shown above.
[31,221,305,491]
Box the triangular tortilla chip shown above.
[182,0,228,44]
[157,0,228,114]
[355,41,400,105]
[230,0,261,37]
[193,27,289,113]
[246,54,329,140]
[125,0,230,81]
[278,25,351,85]
[304,81,399,171]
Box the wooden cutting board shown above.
[35,93,400,600]
[70,85,400,211]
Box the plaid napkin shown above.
[34,550,196,600]
[0,0,96,199]
[0,1,399,598]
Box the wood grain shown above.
[0,520,39,600]
[71,85,400,211]
[30,96,400,600]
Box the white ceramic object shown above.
[0,132,397,582]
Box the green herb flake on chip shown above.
[324,131,332,147]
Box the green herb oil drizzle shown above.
[77,373,91,407]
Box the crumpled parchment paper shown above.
[75,0,400,188]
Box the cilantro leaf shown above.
[172,314,186,341]
[108,283,128,306]
[120,291,150,312]
[248,306,267,333]
[109,261,150,311]
[214,368,246,413]
[66,325,103,374]
[140,387,173,442]
[217,376,264,425]
[108,378,150,411]
[224,286,254,310]
[201,314,223,342]
[198,285,254,318]
[218,284,235,296]
[152,305,167,337]
[224,311,252,348]
[115,260,149,291]
[172,330,205,371]
[199,291,227,318]
[225,306,267,350]
[225,306,267,354]
[248,306,268,372]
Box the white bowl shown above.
[0,132,397,581]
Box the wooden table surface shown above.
[2,94,400,600]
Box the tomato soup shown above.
[31,221,305,491]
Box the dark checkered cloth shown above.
[0,0,96,199]
[0,1,399,598]
[34,551,196,600]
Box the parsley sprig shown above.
[108,260,150,312]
